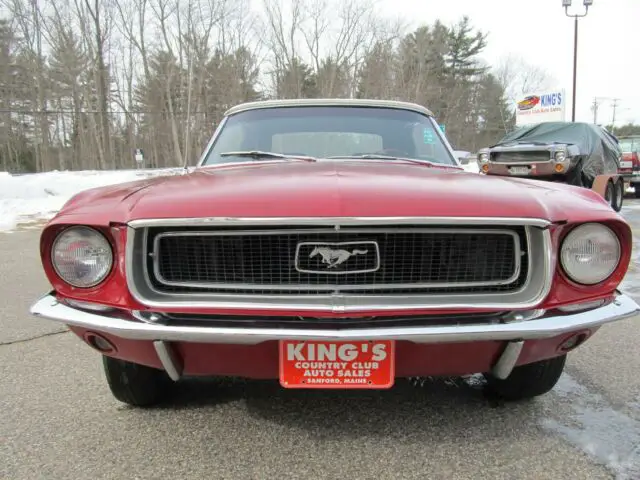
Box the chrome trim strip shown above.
[153,341,182,381]
[491,341,524,379]
[29,292,640,345]
[125,225,552,312]
[195,116,228,167]
[490,160,554,166]
[149,228,521,290]
[127,216,552,229]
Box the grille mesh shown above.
[492,151,550,163]
[146,227,527,295]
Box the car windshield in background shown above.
[201,106,457,166]
[620,138,639,153]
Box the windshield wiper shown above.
[326,154,438,167]
[219,150,316,162]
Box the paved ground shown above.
[2,205,640,480]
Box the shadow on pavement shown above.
[137,375,546,439]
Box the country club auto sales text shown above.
[286,342,388,383]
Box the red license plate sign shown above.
[279,340,395,389]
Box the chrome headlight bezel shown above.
[560,223,621,286]
[478,152,489,163]
[554,151,567,162]
[51,226,114,288]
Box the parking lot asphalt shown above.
[1,206,640,480]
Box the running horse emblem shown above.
[309,246,369,269]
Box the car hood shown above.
[55,160,616,225]
[488,142,569,151]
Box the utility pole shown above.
[611,98,620,129]
[591,96,611,125]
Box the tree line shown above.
[0,0,553,173]
[608,124,640,137]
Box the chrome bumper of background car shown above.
[29,291,640,346]
[486,162,561,177]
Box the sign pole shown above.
[134,149,144,169]
[571,15,578,122]
[563,1,592,123]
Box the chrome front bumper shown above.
[485,162,562,177]
[29,292,640,346]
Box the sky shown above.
[376,0,640,126]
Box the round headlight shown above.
[560,223,621,285]
[478,153,489,162]
[555,151,566,162]
[51,226,114,288]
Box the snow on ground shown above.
[0,163,481,233]
[0,164,634,233]
[461,162,480,174]
[0,168,183,232]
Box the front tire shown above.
[102,356,173,407]
[483,354,566,401]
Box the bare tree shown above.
[0,0,540,171]
[494,53,556,105]
[260,0,306,97]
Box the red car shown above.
[618,136,640,197]
[30,99,639,407]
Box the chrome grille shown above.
[125,218,552,312]
[492,151,550,163]
[145,226,526,295]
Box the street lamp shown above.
[563,0,592,122]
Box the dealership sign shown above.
[515,89,567,126]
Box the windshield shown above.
[200,106,457,166]
[620,138,639,153]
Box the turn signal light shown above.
[555,164,565,173]
[482,164,489,173]
[84,332,117,353]
[558,333,588,352]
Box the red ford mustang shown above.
[30,99,640,407]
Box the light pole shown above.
[563,0,592,122]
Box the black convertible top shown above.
[493,122,622,182]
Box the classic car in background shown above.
[618,135,640,197]
[477,122,625,211]
[30,99,639,408]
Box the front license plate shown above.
[279,340,395,389]
[620,161,633,168]
[509,166,530,175]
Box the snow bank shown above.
[0,168,182,232]
[461,163,480,174]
